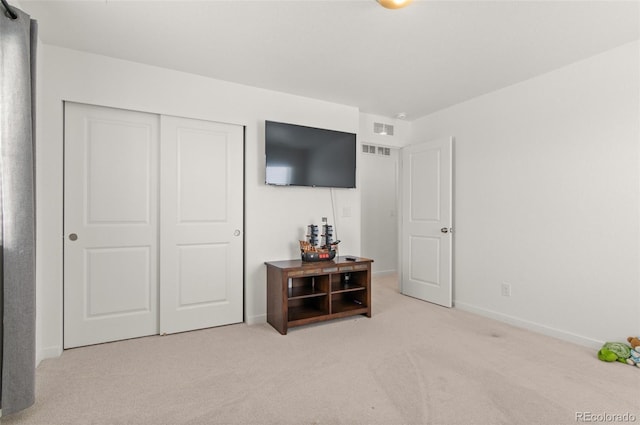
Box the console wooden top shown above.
[265,256,373,271]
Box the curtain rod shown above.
[1,0,17,20]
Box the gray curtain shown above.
[0,5,38,417]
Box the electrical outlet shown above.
[501,283,511,297]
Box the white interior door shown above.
[64,103,160,348]
[400,138,453,307]
[159,116,244,334]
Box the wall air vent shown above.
[373,122,394,136]
[362,144,377,154]
[362,144,390,156]
[378,146,391,156]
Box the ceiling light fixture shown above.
[377,0,413,10]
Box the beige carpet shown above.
[3,275,639,425]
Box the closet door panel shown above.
[160,116,244,334]
[64,102,160,348]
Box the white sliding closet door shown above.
[64,103,244,348]
[159,116,244,334]
[64,103,160,348]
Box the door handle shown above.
[69,233,78,241]
[440,227,449,234]
[234,229,241,237]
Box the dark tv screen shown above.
[265,120,356,188]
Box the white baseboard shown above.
[37,345,63,364]
[372,270,397,277]
[246,313,266,325]
[455,301,603,349]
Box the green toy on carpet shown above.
[597,340,640,368]
[598,342,631,363]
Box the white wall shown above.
[411,41,640,347]
[360,148,399,275]
[358,113,409,275]
[36,45,361,359]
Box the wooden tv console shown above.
[265,256,373,335]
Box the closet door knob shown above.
[234,229,241,237]
[440,228,449,234]
[69,233,78,241]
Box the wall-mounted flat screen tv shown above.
[265,120,356,188]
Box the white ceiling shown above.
[19,0,640,121]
